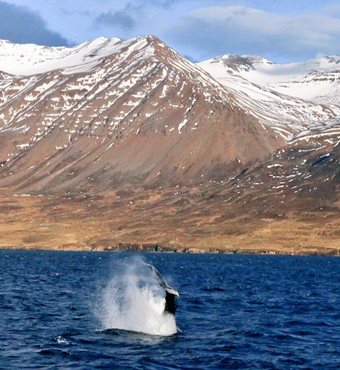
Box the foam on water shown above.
[96,257,178,336]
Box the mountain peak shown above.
[0,35,174,76]
[212,54,273,72]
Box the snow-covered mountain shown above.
[0,36,281,192]
[0,36,338,196]
[0,37,338,253]
[202,54,340,102]
[199,55,340,143]
[0,37,121,75]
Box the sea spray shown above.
[96,256,178,336]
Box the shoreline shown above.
[1,244,339,256]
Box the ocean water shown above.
[0,251,339,369]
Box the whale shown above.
[146,263,179,316]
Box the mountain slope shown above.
[0,136,338,254]
[0,36,282,193]
[199,56,340,141]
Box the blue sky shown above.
[1,0,340,62]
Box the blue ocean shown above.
[0,251,339,369]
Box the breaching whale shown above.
[146,263,179,316]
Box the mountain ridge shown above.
[0,35,282,193]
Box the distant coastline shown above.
[1,244,339,256]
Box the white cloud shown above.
[3,1,340,62]
[170,5,340,61]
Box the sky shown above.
[0,0,340,62]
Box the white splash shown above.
[96,257,178,336]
